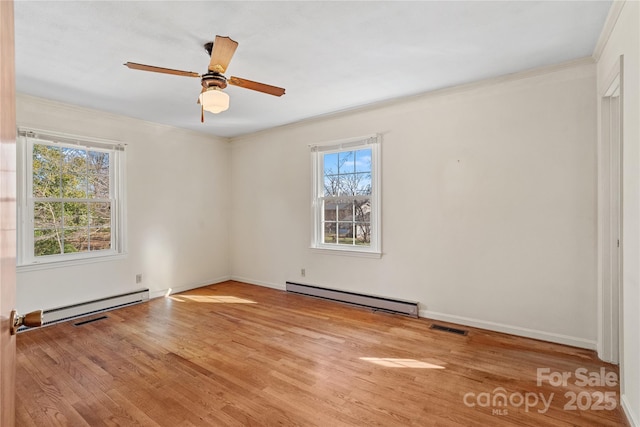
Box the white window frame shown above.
[17,128,127,270]
[310,134,381,257]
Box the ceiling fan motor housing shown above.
[202,72,227,89]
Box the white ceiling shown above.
[14,1,611,138]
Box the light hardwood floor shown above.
[16,281,628,426]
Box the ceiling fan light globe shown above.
[199,88,230,114]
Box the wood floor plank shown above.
[16,281,629,426]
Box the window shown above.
[311,135,381,256]
[18,129,126,267]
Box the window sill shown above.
[309,247,382,259]
[17,252,128,273]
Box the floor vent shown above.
[430,323,468,335]
[286,282,419,318]
[19,288,149,332]
[74,315,108,326]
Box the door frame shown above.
[597,55,624,365]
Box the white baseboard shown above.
[621,394,639,427]
[149,275,232,299]
[229,275,286,291]
[421,309,597,350]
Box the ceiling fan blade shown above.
[124,62,200,78]
[208,36,238,73]
[228,76,286,97]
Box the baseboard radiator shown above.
[19,288,149,332]
[286,282,419,318]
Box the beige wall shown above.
[230,60,598,349]
[16,94,231,312]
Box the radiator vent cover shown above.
[430,323,468,335]
[19,288,149,332]
[74,315,108,326]
[286,282,418,318]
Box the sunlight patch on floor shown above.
[359,357,445,369]
[169,295,257,304]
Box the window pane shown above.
[34,202,62,229]
[338,151,355,174]
[88,151,109,175]
[337,223,354,244]
[63,202,89,227]
[62,176,88,199]
[323,200,337,221]
[64,227,89,253]
[354,199,371,222]
[62,148,87,198]
[338,174,356,195]
[323,222,337,243]
[355,173,371,195]
[33,145,61,198]
[355,149,372,173]
[90,227,111,251]
[88,173,110,198]
[339,173,371,196]
[89,202,111,226]
[324,175,339,197]
[62,148,86,166]
[323,152,339,175]
[337,200,353,221]
[34,229,63,256]
[355,224,371,245]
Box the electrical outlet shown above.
[136,274,143,284]
[301,268,306,277]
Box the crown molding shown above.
[593,1,626,61]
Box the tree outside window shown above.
[32,143,112,256]
[322,148,372,246]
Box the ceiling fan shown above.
[124,35,285,122]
